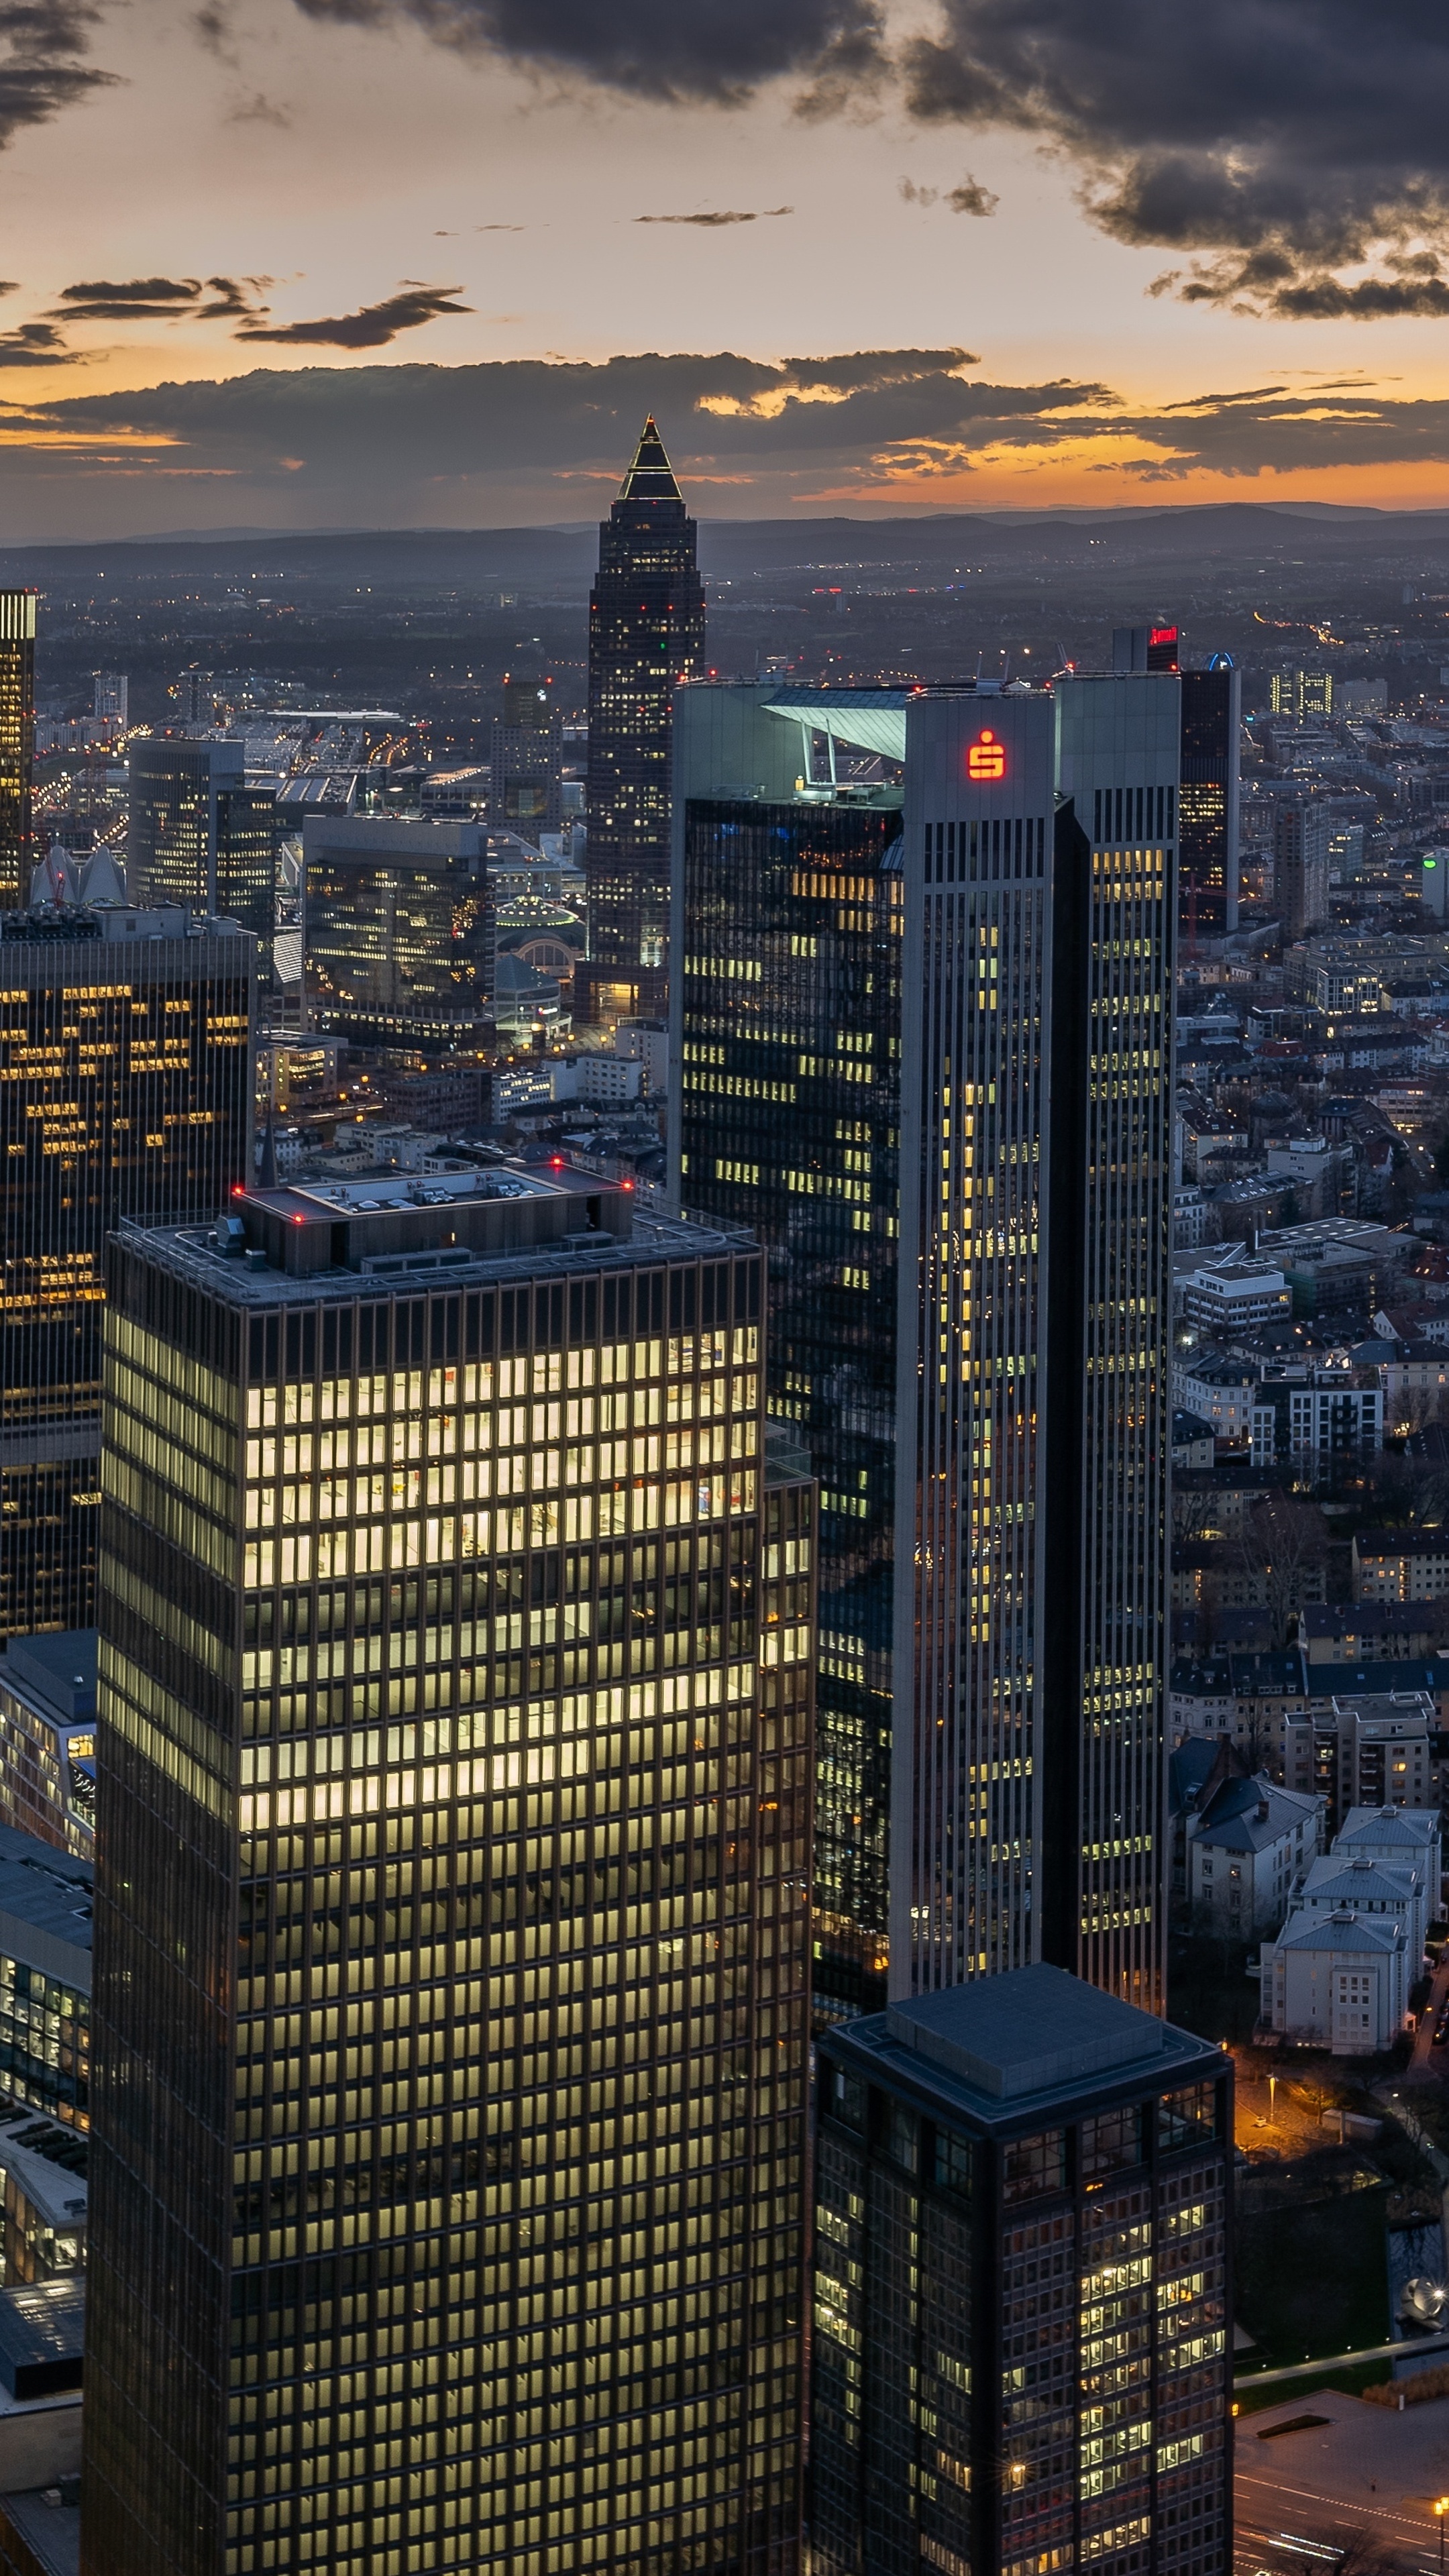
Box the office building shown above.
[128,738,276,941]
[812,1965,1232,2576]
[92,676,127,733]
[0,595,35,913]
[674,684,904,2015]
[1275,798,1330,939]
[1270,669,1333,720]
[676,678,1177,2015]
[0,1823,91,2132]
[584,417,706,1026]
[1178,663,1240,941]
[0,905,256,1642]
[0,1634,95,1856]
[490,674,562,837]
[84,1163,812,2576]
[302,813,494,1045]
[1112,624,1181,676]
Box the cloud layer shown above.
[0,0,117,148]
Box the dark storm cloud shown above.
[235,284,474,348]
[898,0,1449,314]
[290,0,889,107]
[16,353,1449,519]
[0,0,117,147]
[635,209,792,227]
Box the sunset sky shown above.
[3,0,1449,534]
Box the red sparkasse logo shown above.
[967,727,1006,782]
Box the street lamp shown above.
[1435,2493,1448,2574]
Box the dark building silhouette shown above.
[812,1967,1232,2576]
[583,417,706,1025]
[490,672,562,837]
[0,905,255,1641]
[1113,629,1239,940]
[83,1165,812,2576]
[0,594,36,912]
[128,737,276,942]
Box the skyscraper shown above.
[0,902,256,1642]
[894,682,1177,2010]
[84,1163,812,2576]
[1275,794,1330,939]
[1178,663,1240,943]
[674,677,1177,2015]
[583,417,706,1026]
[490,673,562,837]
[674,685,904,2017]
[811,1968,1232,2576]
[128,737,276,941]
[0,592,36,912]
[92,675,128,733]
[302,813,495,1044]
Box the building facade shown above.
[83,1163,811,2576]
[1177,665,1240,945]
[812,1966,1232,2576]
[893,681,1178,2010]
[584,417,706,1026]
[0,1633,95,1854]
[128,739,276,941]
[0,595,35,914]
[674,678,1178,2015]
[0,906,256,1643]
[1274,799,1330,941]
[490,675,562,838]
[673,684,904,2015]
[302,814,494,1046]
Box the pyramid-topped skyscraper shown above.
[582,415,706,1023]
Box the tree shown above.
[1435,1128,1449,1190]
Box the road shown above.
[1234,2388,1449,2573]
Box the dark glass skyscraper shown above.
[0,592,36,912]
[674,686,903,2018]
[0,904,255,1642]
[84,1164,812,2576]
[675,679,1177,2018]
[1178,665,1240,943]
[584,417,706,1026]
[128,738,277,941]
[302,814,494,1044]
[490,674,562,837]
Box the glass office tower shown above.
[1177,665,1240,944]
[812,1966,1232,2576]
[584,419,706,1027]
[490,675,563,837]
[83,1164,812,2576]
[0,592,36,912]
[894,683,1177,2012]
[0,904,255,1642]
[302,814,494,1046]
[674,679,1177,2018]
[674,688,902,2018]
[128,739,277,941]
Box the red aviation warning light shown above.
[967,727,1006,782]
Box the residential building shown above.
[1172,1410,1216,1469]
[1169,1650,1310,1766]
[1171,1358,1259,1444]
[489,672,562,837]
[1186,1771,1322,1937]
[301,814,494,1045]
[0,594,34,912]
[675,674,1179,2012]
[812,1965,1232,2576]
[1259,1908,1407,2054]
[93,674,127,732]
[1251,1374,1382,1468]
[1283,1694,1439,1834]
[0,904,256,1642]
[1295,1850,1428,1969]
[127,737,276,941]
[1333,1803,1442,1913]
[1298,1601,1449,1664]
[1354,1527,1449,1601]
[83,1161,812,2576]
[583,417,706,1025]
[0,1635,95,1854]
[673,681,902,2013]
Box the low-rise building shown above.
[1334,1803,1443,1919]
[0,1638,95,1857]
[1260,1907,1408,2054]
[1171,1357,1261,1444]
[1169,1648,1310,1766]
[1298,1602,1449,1664]
[1251,1375,1382,1467]
[1354,1527,1449,1602]
[1179,1263,1292,1336]
[1295,1851,1428,1968]
[1187,1770,1322,1937]
[1283,1694,1440,1835]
